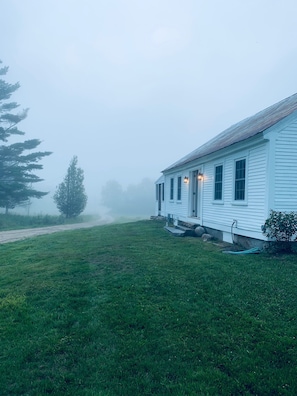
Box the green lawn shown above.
[0,220,296,395]
[0,213,96,230]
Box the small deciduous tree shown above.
[54,156,87,218]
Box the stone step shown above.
[164,226,186,236]
[175,225,196,236]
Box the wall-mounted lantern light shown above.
[183,176,189,183]
[198,172,204,181]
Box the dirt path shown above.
[0,216,114,244]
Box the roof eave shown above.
[162,132,265,173]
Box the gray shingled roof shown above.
[163,93,297,172]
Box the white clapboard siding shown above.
[274,122,297,210]
[164,173,189,219]
[202,143,267,232]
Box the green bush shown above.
[262,210,297,252]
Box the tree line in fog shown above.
[101,178,155,217]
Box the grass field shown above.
[0,220,297,395]
[0,213,96,231]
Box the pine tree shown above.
[0,60,52,213]
[54,156,87,218]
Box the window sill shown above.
[212,200,224,205]
[232,201,248,206]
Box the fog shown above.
[2,1,297,216]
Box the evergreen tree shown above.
[54,156,87,218]
[0,60,52,213]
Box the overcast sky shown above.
[1,0,297,214]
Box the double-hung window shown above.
[170,178,174,200]
[234,159,246,201]
[214,165,223,201]
[177,176,182,201]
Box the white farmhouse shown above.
[156,93,297,246]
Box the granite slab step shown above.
[164,226,186,236]
[176,225,196,236]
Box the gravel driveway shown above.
[0,216,113,244]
